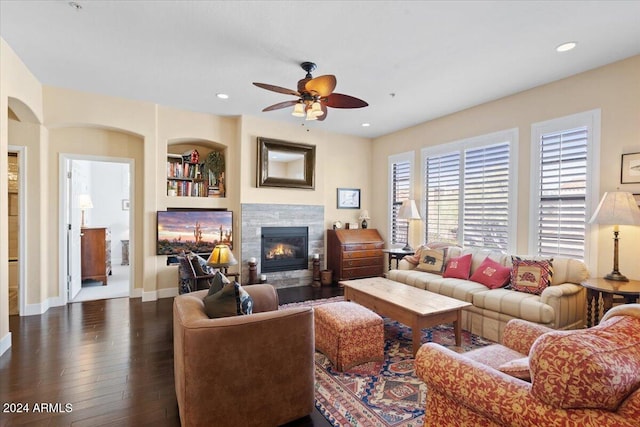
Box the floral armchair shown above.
[415,304,640,426]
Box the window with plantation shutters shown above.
[425,152,460,244]
[463,142,511,251]
[535,127,588,259]
[389,152,414,246]
[391,160,411,245]
[423,128,517,252]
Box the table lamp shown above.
[207,244,238,275]
[77,194,93,227]
[398,199,421,251]
[589,191,640,282]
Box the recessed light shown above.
[556,42,577,52]
[361,123,371,127]
[216,93,229,99]
[68,1,82,11]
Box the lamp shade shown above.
[206,244,238,268]
[398,199,421,220]
[359,210,370,220]
[77,194,93,209]
[292,103,305,117]
[589,192,640,226]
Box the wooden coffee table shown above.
[342,277,471,355]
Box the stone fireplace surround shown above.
[241,204,324,288]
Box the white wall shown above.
[85,160,130,263]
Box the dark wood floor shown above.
[0,285,343,427]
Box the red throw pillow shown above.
[443,253,473,279]
[469,257,511,289]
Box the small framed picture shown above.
[337,188,360,209]
[621,152,640,184]
[122,199,130,210]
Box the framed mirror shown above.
[257,137,316,189]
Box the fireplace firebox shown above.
[261,226,308,273]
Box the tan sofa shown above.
[173,285,315,427]
[387,246,588,342]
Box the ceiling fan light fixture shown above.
[311,101,324,117]
[292,103,305,117]
[305,108,317,121]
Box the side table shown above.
[581,278,640,327]
[382,248,415,270]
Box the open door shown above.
[66,159,86,301]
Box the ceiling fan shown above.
[253,62,368,121]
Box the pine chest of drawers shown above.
[327,229,384,284]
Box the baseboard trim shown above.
[141,287,178,302]
[159,287,178,299]
[23,296,66,316]
[0,331,12,357]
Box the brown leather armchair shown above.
[173,285,315,427]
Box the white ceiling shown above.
[2,1,640,138]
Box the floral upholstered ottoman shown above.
[314,301,384,371]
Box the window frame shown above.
[529,109,600,268]
[388,151,414,247]
[421,128,519,253]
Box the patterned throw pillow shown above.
[510,257,553,295]
[189,252,216,275]
[204,282,253,318]
[402,244,426,265]
[498,357,531,381]
[443,253,473,279]
[416,248,448,274]
[469,257,511,289]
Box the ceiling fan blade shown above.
[262,100,299,112]
[315,103,328,121]
[305,75,337,97]
[325,93,368,108]
[253,82,299,96]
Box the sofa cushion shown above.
[386,269,488,302]
[416,248,448,274]
[443,253,473,279]
[204,282,254,318]
[510,257,553,295]
[469,257,511,289]
[424,276,490,302]
[530,316,640,410]
[472,289,555,324]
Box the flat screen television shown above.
[156,209,233,255]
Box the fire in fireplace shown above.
[261,226,308,273]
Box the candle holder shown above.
[248,258,258,285]
[312,256,321,287]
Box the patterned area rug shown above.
[281,297,494,427]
